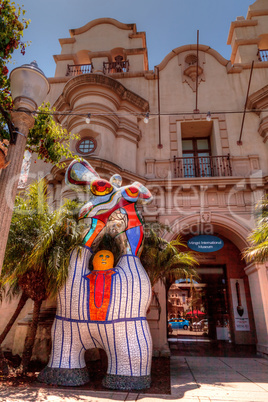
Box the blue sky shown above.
[9,0,253,78]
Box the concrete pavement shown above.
[170,355,268,401]
[0,355,267,401]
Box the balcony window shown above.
[182,137,211,177]
[66,63,94,76]
[103,55,129,74]
[174,154,232,178]
[257,49,268,62]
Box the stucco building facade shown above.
[1,0,268,359]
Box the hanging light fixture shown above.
[85,113,91,124]
[144,112,149,124]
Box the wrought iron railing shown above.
[66,63,94,76]
[174,155,232,178]
[103,60,129,74]
[257,49,268,62]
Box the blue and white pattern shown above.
[43,246,152,382]
[38,160,153,389]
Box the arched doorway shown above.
[165,216,257,355]
[167,263,232,344]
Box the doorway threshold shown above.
[168,337,212,342]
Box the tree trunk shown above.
[0,111,34,272]
[21,298,42,373]
[0,291,29,376]
[0,347,9,375]
[0,291,29,345]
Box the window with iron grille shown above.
[76,137,97,155]
[103,55,129,74]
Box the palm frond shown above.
[2,179,85,303]
[243,240,268,263]
[141,229,198,287]
[243,195,268,263]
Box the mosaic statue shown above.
[38,159,153,390]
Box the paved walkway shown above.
[170,355,268,401]
[0,356,267,401]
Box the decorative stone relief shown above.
[258,115,268,143]
[200,211,211,223]
[156,167,169,179]
[178,51,206,92]
[145,159,155,178]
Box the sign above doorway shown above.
[187,235,224,253]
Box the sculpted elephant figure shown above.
[38,159,153,390]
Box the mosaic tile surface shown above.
[38,160,153,389]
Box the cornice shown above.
[244,262,261,276]
[48,77,70,84]
[156,44,229,72]
[69,18,136,37]
[49,156,147,184]
[139,174,265,189]
[54,73,149,113]
[48,71,155,83]
[247,8,268,20]
[227,60,268,73]
[53,54,76,62]
[247,84,268,111]
[227,20,258,45]
[59,38,76,46]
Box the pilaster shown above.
[244,262,268,357]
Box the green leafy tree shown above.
[0,1,80,166]
[27,103,81,167]
[243,195,268,263]
[0,0,29,135]
[0,180,85,373]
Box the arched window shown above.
[114,55,124,72]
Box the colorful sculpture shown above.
[38,159,153,390]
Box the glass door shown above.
[182,138,211,177]
[167,266,231,341]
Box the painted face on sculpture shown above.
[93,250,114,271]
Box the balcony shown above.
[66,63,94,76]
[257,49,268,62]
[103,60,129,74]
[174,155,232,178]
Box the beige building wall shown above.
[1,1,268,360]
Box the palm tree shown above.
[243,195,268,263]
[141,229,198,288]
[0,180,85,373]
[141,229,198,320]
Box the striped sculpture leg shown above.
[38,247,94,386]
[102,319,152,390]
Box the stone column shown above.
[147,281,170,357]
[244,262,268,357]
[0,111,35,272]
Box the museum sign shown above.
[187,235,224,253]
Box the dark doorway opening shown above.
[167,265,231,346]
